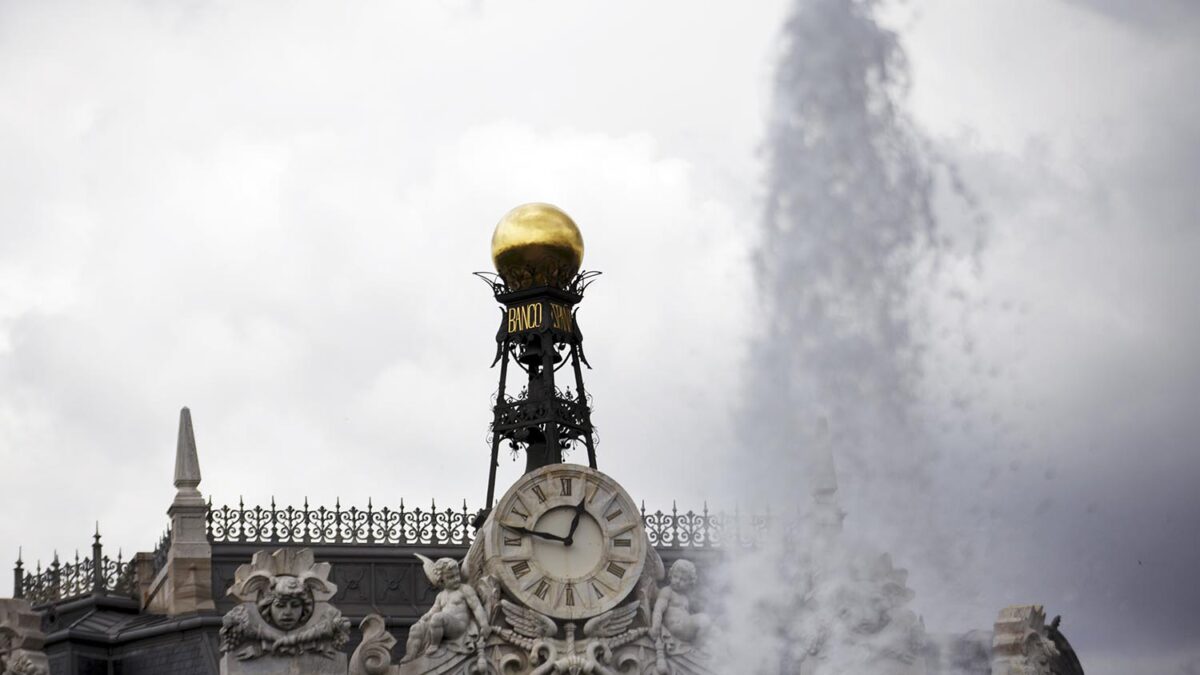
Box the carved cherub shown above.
[651,559,712,647]
[403,554,490,661]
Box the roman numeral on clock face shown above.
[607,561,627,579]
[534,579,551,600]
[531,485,547,503]
[511,504,529,519]
[614,538,631,548]
[560,477,572,496]
[564,584,575,607]
[504,535,522,546]
[605,509,623,522]
[511,561,531,579]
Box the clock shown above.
[484,464,647,620]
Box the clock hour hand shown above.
[563,496,588,546]
[508,525,569,543]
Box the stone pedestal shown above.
[220,653,347,675]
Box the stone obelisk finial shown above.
[174,407,202,501]
[146,406,215,616]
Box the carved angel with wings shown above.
[403,554,491,662]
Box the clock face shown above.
[485,464,647,620]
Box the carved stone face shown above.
[269,595,306,631]
[257,576,314,631]
[434,559,461,589]
[669,560,697,591]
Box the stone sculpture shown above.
[645,559,716,675]
[218,548,350,675]
[349,615,400,675]
[652,560,712,647]
[348,537,725,675]
[403,555,490,662]
[495,599,646,674]
[0,600,49,675]
[992,605,1084,675]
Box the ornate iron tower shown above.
[476,203,600,521]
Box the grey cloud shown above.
[1062,0,1200,35]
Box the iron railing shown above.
[13,529,137,606]
[207,498,475,546]
[14,501,773,606]
[150,528,172,579]
[206,499,766,549]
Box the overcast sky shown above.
[1,1,1198,673]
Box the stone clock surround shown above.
[482,464,648,621]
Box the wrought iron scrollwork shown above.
[473,270,602,299]
[14,530,137,606]
[205,499,754,549]
[207,499,478,546]
[150,528,171,579]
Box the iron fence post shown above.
[13,551,23,600]
[50,554,61,603]
[91,526,104,595]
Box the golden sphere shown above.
[491,203,584,290]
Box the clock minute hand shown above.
[563,496,588,546]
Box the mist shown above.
[718,1,1200,674]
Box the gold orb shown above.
[491,203,584,290]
